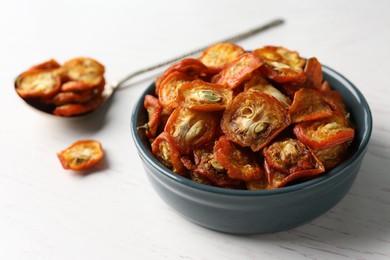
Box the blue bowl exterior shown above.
[131,65,372,234]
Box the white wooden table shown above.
[1,0,389,259]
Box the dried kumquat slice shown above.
[293,114,355,150]
[214,135,264,181]
[288,88,333,123]
[253,46,306,83]
[16,70,61,99]
[212,53,264,89]
[177,79,233,111]
[151,132,186,175]
[164,107,219,154]
[158,71,194,111]
[198,42,245,72]
[143,94,164,141]
[57,140,104,171]
[221,91,291,152]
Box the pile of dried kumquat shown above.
[15,57,105,116]
[141,43,355,190]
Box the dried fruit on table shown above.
[57,140,104,171]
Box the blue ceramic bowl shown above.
[131,65,372,234]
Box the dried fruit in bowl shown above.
[253,46,306,83]
[198,42,245,72]
[164,107,219,154]
[177,80,233,111]
[221,91,291,152]
[139,43,356,190]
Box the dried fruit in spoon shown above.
[57,140,104,171]
[15,57,105,117]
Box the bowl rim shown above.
[131,64,372,196]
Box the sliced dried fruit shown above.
[212,53,264,89]
[158,71,194,111]
[164,107,219,154]
[263,138,324,175]
[45,89,97,106]
[57,140,104,171]
[313,142,349,170]
[193,146,243,188]
[288,88,333,123]
[151,132,186,175]
[15,70,61,99]
[214,136,263,181]
[221,91,291,151]
[61,57,105,86]
[302,57,322,90]
[263,139,325,188]
[53,94,103,117]
[28,59,61,71]
[198,42,245,72]
[293,114,355,150]
[244,71,291,108]
[143,94,163,141]
[177,79,233,111]
[155,58,211,94]
[253,46,306,83]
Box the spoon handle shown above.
[115,18,284,88]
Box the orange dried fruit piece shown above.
[198,42,245,72]
[288,88,333,123]
[302,57,323,90]
[143,94,164,142]
[263,138,325,188]
[15,70,61,99]
[151,132,186,175]
[212,53,264,89]
[57,140,104,171]
[45,89,97,106]
[53,94,103,117]
[164,107,219,154]
[313,142,349,170]
[253,46,306,83]
[214,135,264,181]
[158,71,195,111]
[61,57,105,86]
[28,59,61,71]
[192,146,243,188]
[177,79,233,111]
[244,70,291,109]
[155,58,211,94]
[293,114,355,150]
[221,91,291,152]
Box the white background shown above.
[1,0,389,259]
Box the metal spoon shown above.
[15,18,284,118]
